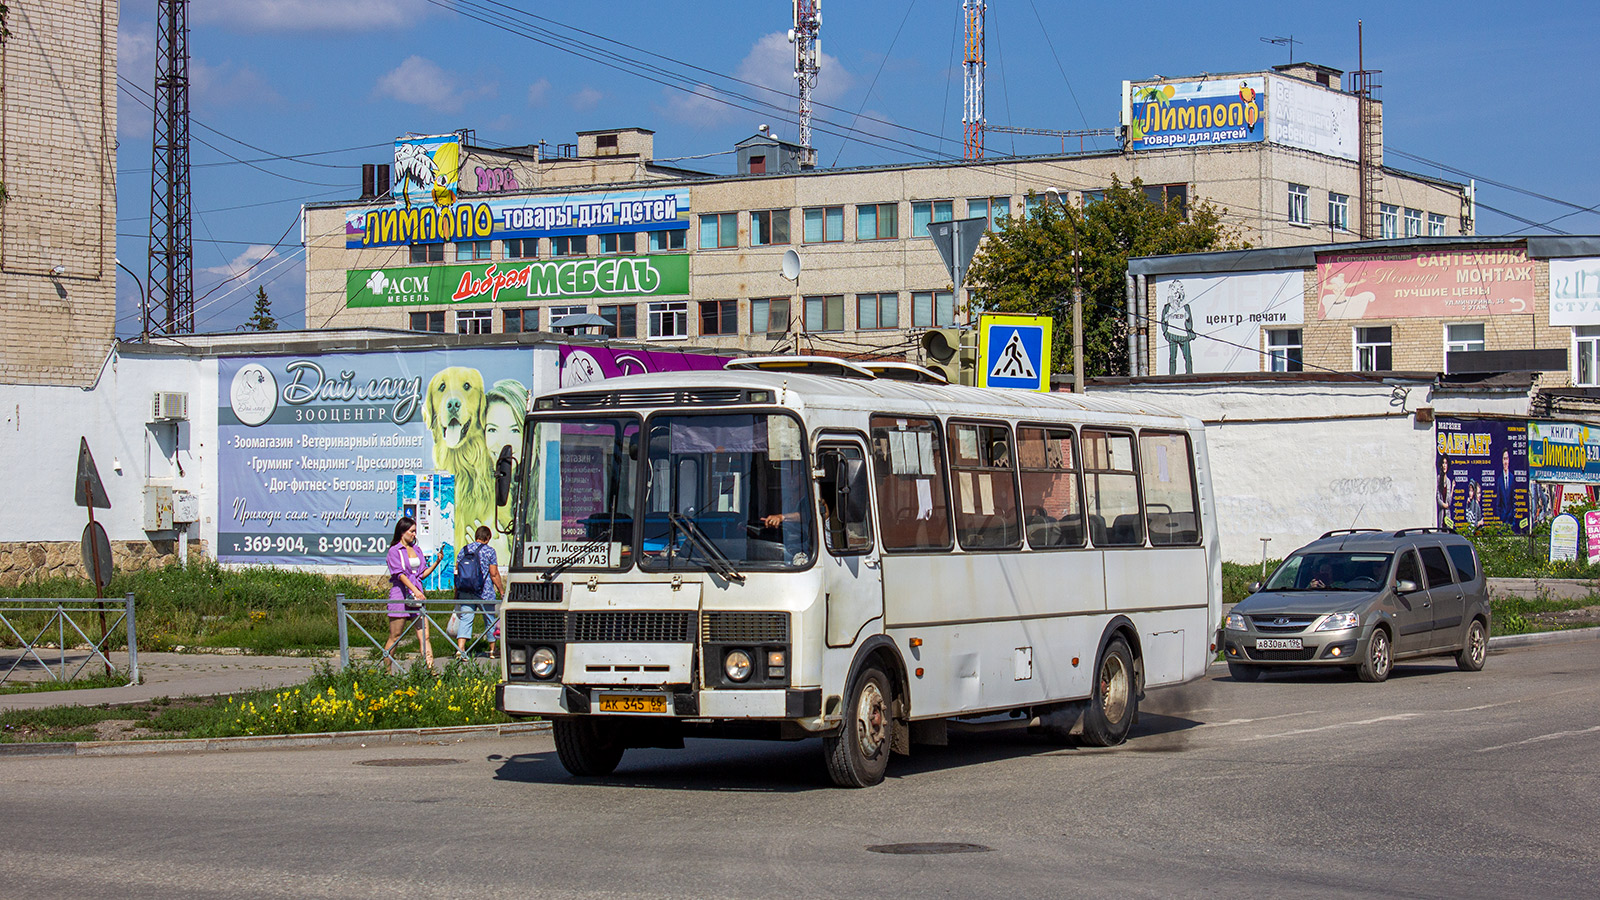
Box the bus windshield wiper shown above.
[667,513,746,584]
[541,540,607,582]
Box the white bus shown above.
[495,359,1220,787]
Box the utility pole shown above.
[148,0,194,335]
[790,0,821,169]
[963,0,985,160]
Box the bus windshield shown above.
[639,412,814,572]
[519,416,640,571]
[1265,552,1392,592]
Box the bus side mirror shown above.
[494,444,515,507]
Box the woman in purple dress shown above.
[383,516,439,671]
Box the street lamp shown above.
[114,257,150,342]
[1043,188,1084,394]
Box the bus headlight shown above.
[508,647,528,677]
[724,649,753,682]
[531,646,557,679]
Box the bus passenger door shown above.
[817,440,884,647]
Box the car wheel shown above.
[1456,618,1487,672]
[1081,637,1137,747]
[1357,627,1392,683]
[553,718,625,777]
[1227,661,1262,682]
[824,665,893,787]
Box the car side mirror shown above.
[1247,581,1263,593]
[1395,579,1419,594]
[494,444,515,507]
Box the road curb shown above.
[0,720,549,759]
[1487,625,1600,650]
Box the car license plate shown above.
[597,693,668,714]
[1256,638,1303,651]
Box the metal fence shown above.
[335,594,499,670]
[0,593,139,686]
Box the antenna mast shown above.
[963,0,985,159]
[147,0,194,334]
[790,0,821,169]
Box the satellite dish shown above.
[780,249,802,282]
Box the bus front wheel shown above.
[553,718,625,777]
[1081,637,1137,747]
[824,665,893,788]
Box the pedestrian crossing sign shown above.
[977,314,1053,391]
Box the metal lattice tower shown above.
[147,0,194,335]
[791,0,820,168]
[963,0,985,160]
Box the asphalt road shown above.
[3,642,1597,899]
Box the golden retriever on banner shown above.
[424,366,494,552]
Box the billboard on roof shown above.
[1126,77,1265,150]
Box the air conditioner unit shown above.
[152,391,189,421]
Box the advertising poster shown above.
[1548,257,1600,326]
[345,255,691,309]
[1266,74,1358,161]
[398,473,456,591]
[557,345,730,388]
[1316,248,1534,320]
[218,348,534,567]
[1528,421,1600,485]
[345,186,690,249]
[393,134,461,210]
[1151,270,1303,374]
[1435,417,1528,533]
[1128,77,1265,150]
[1550,514,1580,562]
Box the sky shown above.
[112,1,1600,335]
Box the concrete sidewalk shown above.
[0,651,332,711]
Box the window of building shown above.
[455,240,492,261]
[912,290,956,328]
[456,308,493,334]
[648,229,686,251]
[856,202,899,241]
[751,209,790,246]
[1288,183,1310,225]
[599,232,637,254]
[804,295,844,333]
[1145,183,1188,218]
[1380,204,1399,239]
[967,196,1012,229]
[699,212,737,249]
[700,299,739,335]
[596,133,619,151]
[1355,326,1393,372]
[503,238,538,259]
[1428,213,1446,236]
[1576,326,1600,387]
[408,310,444,332]
[548,305,587,331]
[1328,193,1349,232]
[551,235,587,257]
[857,293,898,330]
[503,308,539,333]
[1081,190,1106,206]
[946,421,1021,550]
[1139,432,1200,545]
[751,298,790,335]
[868,415,952,552]
[1404,208,1423,237]
[409,243,443,264]
[911,200,954,237]
[599,303,637,339]
[648,300,689,339]
[1026,194,1049,217]
[803,206,844,243]
[1082,429,1143,546]
[748,154,767,174]
[1446,323,1485,355]
[1267,328,1303,372]
[1017,426,1085,548]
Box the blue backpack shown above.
[456,543,486,595]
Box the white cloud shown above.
[526,79,552,107]
[374,56,493,113]
[193,60,285,111]
[202,245,280,278]
[569,86,604,112]
[194,0,434,32]
[662,32,854,129]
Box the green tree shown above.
[966,177,1248,378]
[243,286,279,331]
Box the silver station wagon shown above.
[1223,528,1491,683]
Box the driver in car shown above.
[1307,561,1338,590]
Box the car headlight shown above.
[724,649,753,682]
[1316,611,1361,631]
[531,646,557,679]
[1225,613,1247,631]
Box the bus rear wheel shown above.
[824,665,892,788]
[553,718,624,777]
[1081,637,1137,747]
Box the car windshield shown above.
[639,412,814,572]
[517,416,640,571]
[1264,552,1393,592]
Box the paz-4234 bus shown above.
[494,358,1220,787]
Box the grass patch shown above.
[0,667,132,696]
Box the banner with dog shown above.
[218,349,534,568]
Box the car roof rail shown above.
[1393,526,1450,537]
[1319,528,1383,539]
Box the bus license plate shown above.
[1256,638,1303,651]
[597,694,668,714]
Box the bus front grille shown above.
[702,611,789,644]
[507,582,562,604]
[503,610,567,643]
[571,611,696,643]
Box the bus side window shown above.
[1082,429,1143,547]
[868,415,953,552]
[1018,426,1085,548]
[946,421,1022,550]
[817,445,874,555]
[1138,431,1200,545]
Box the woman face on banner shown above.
[485,397,523,468]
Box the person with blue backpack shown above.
[454,524,504,659]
